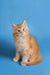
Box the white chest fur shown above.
[15,37,29,54]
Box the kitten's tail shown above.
[22,56,42,65]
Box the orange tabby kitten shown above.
[12,19,42,66]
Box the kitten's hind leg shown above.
[13,52,20,62]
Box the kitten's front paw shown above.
[13,58,18,62]
[21,62,26,66]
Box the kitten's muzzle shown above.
[20,32,23,35]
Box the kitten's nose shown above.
[20,32,23,34]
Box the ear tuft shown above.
[23,19,27,26]
[11,23,16,28]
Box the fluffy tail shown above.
[22,56,42,65]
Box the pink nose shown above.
[21,32,23,34]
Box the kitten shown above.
[12,19,42,66]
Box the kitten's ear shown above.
[23,19,27,26]
[11,23,16,28]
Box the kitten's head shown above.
[12,19,29,37]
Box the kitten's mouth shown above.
[21,34,24,36]
[19,33,25,37]
[20,33,25,36]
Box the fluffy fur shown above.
[12,19,42,66]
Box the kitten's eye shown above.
[23,29,24,31]
[18,30,20,32]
